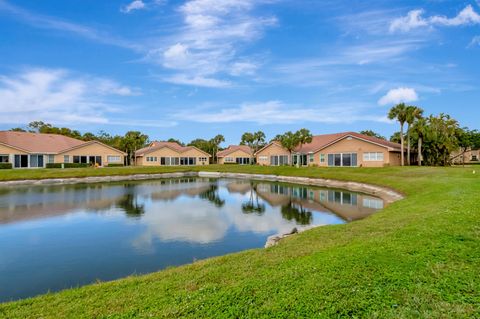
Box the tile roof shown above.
[295,132,401,153]
[135,141,211,156]
[217,145,253,157]
[0,131,86,153]
[256,132,401,155]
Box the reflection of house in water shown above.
[225,180,252,195]
[0,185,129,225]
[148,178,213,201]
[254,183,384,222]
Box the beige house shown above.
[0,131,125,168]
[217,145,253,164]
[255,132,402,167]
[451,148,479,164]
[135,141,210,166]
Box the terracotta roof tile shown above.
[217,145,253,157]
[0,131,86,153]
[135,141,211,156]
[295,132,401,153]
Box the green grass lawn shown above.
[0,165,479,318]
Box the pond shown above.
[0,177,385,302]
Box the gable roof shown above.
[0,131,85,154]
[0,131,127,155]
[135,141,211,157]
[217,145,253,157]
[57,140,127,155]
[255,132,401,155]
[254,141,283,155]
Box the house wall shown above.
[56,143,125,166]
[136,147,210,166]
[255,143,291,166]
[452,149,480,164]
[313,137,393,167]
[0,144,28,156]
[218,149,252,164]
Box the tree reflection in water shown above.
[242,182,266,215]
[199,184,225,207]
[117,191,145,219]
[280,203,313,225]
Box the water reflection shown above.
[0,178,386,302]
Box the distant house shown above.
[0,131,126,168]
[451,148,479,164]
[135,141,210,166]
[255,132,402,167]
[217,145,253,164]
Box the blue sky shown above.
[0,0,479,144]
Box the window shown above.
[236,157,250,164]
[73,156,80,163]
[14,155,28,168]
[30,154,44,168]
[320,154,325,163]
[199,157,208,162]
[47,154,55,164]
[146,156,157,162]
[327,153,358,167]
[472,155,478,161]
[309,154,314,163]
[107,155,121,162]
[0,155,9,163]
[363,198,384,209]
[225,157,234,162]
[64,155,70,163]
[363,152,384,161]
[258,156,268,161]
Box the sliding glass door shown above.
[327,153,357,167]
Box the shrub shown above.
[46,163,90,169]
[0,163,12,169]
[107,163,124,167]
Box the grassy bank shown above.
[0,166,479,318]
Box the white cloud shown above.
[390,5,480,33]
[389,9,429,32]
[173,100,388,124]
[229,61,258,76]
[0,0,141,51]
[468,35,480,47]
[163,74,231,88]
[0,68,175,127]
[378,87,418,106]
[121,0,146,13]
[147,0,276,87]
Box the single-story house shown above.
[135,141,210,166]
[0,131,126,168]
[451,148,479,164]
[255,132,402,167]
[217,145,253,164]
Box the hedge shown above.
[0,163,13,169]
[46,163,90,169]
[107,163,124,167]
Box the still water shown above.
[0,178,385,302]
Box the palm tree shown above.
[210,134,225,164]
[388,103,408,166]
[278,131,298,165]
[295,128,313,166]
[412,117,427,166]
[405,106,424,165]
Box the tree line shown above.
[10,113,479,166]
[387,104,480,166]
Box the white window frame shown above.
[363,152,384,161]
[64,155,70,163]
[258,156,268,161]
[107,155,121,162]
